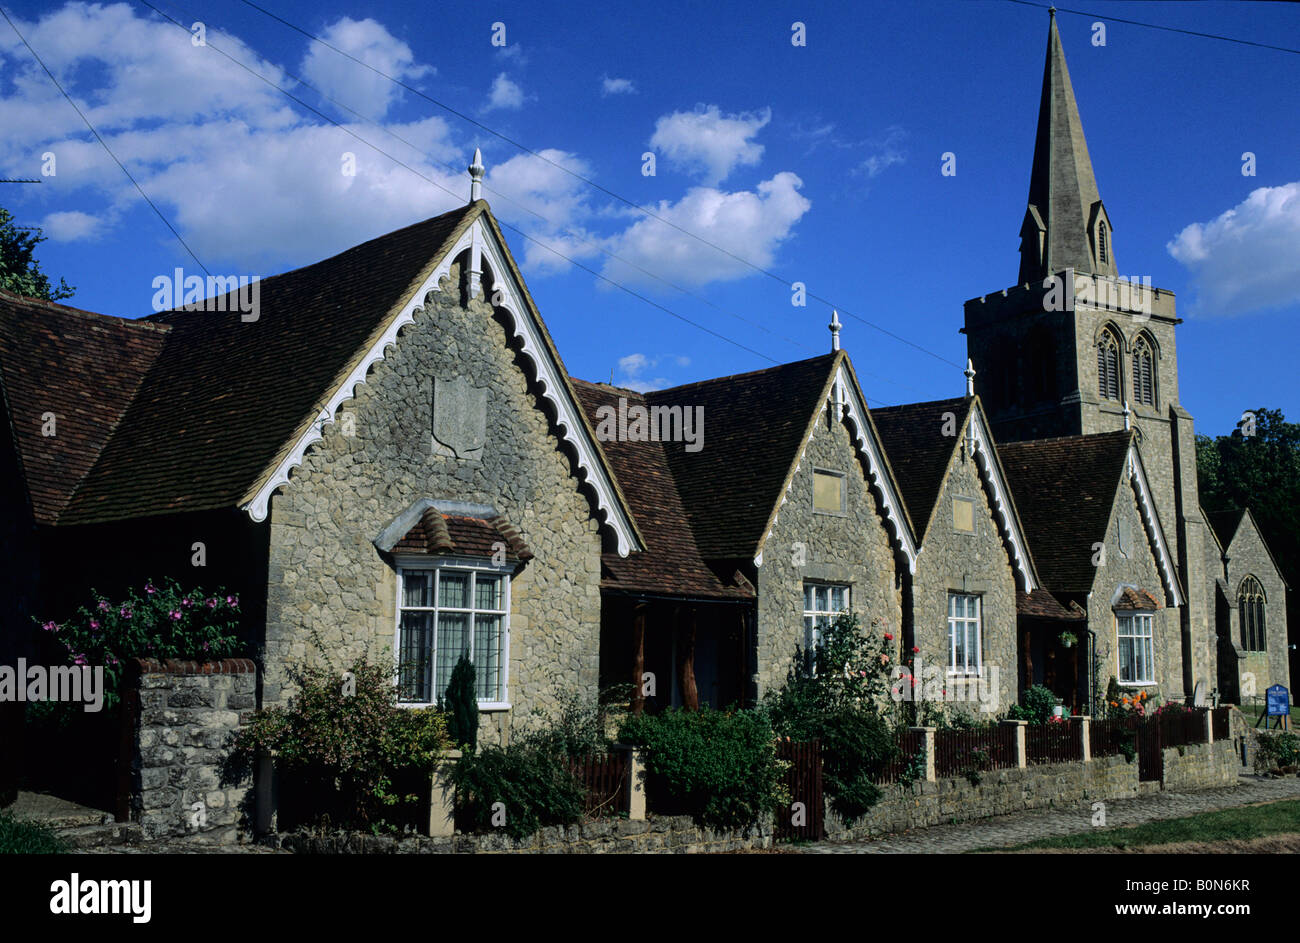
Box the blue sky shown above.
[1,0,1297,434]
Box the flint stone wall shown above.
[131,658,255,843]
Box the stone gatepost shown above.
[429,750,461,837]
[616,743,647,820]
[911,727,936,782]
[1000,719,1027,768]
[1073,715,1091,762]
[1204,709,1214,745]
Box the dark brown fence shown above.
[568,752,629,817]
[1026,721,1083,764]
[1212,706,1231,741]
[1090,716,1138,759]
[934,726,1017,778]
[776,739,824,841]
[872,728,927,784]
[1159,708,1208,748]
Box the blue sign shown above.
[1266,685,1290,716]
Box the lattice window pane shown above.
[436,612,470,698]
[398,611,434,702]
[473,614,503,700]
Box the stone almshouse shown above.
[0,14,1287,783]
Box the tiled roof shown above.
[869,397,970,540]
[648,354,839,560]
[1114,586,1160,610]
[56,204,477,524]
[1017,588,1085,620]
[571,379,753,599]
[392,507,532,563]
[997,431,1132,592]
[0,290,169,524]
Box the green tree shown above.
[443,654,479,751]
[1197,407,1300,650]
[0,206,74,301]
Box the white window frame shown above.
[1116,612,1154,686]
[395,557,511,710]
[947,593,982,676]
[802,582,851,657]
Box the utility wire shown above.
[135,0,789,368]
[0,5,210,274]
[233,0,962,369]
[1004,0,1300,55]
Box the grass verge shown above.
[974,799,1300,852]
[0,809,68,853]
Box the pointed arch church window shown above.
[1098,221,1108,265]
[1238,576,1266,652]
[1097,331,1120,401]
[1132,335,1155,406]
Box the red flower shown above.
[911,646,920,654]
[884,632,894,641]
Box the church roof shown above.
[1019,10,1113,285]
[1204,508,1246,550]
[997,430,1133,592]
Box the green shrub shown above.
[618,706,780,830]
[447,742,585,839]
[0,810,66,854]
[1255,732,1300,775]
[232,657,448,831]
[765,611,900,824]
[32,578,244,709]
[1008,684,1058,725]
[443,654,479,751]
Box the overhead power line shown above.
[0,5,210,274]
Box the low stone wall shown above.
[275,815,775,854]
[823,754,1148,842]
[128,658,256,843]
[1162,740,1239,791]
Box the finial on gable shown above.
[965,358,976,397]
[469,148,485,202]
[829,310,842,352]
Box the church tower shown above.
[963,10,1213,699]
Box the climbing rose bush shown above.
[33,577,244,708]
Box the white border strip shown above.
[969,409,1036,592]
[1127,442,1184,607]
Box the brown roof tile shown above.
[1114,586,1160,610]
[869,397,970,540]
[572,379,752,599]
[0,290,169,524]
[997,431,1132,592]
[1017,588,1085,620]
[392,510,532,562]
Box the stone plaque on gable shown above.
[433,376,487,459]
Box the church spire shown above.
[1018,10,1116,285]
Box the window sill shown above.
[1117,681,1156,688]
[397,700,511,711]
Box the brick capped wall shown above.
[128,658,256,843]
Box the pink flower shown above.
[98,600,110,612]
[120,607,133,619]
[202,641,210,652]
[107,654,119,666]
[182,597,193,608]
[226,595,239,608]
[73,654,86,666]
[207,598,218,609]
[89,620,100,631]
[145,582,157,595]
[879,654,890,664]
[169,610,182,622]
[41,621,58,633]
[859,670,868,677]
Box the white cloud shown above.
[615,353,668,392]
[0,4,469,273]
[601,76,635,96]
[602,172,811,288]
[649,105,770,185]
[1167,182,1300,317]
[485,73,525,111]
[40,209,106,241]
[483,149,604,271]
[858,127,907,179]
[299,17,432,121]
